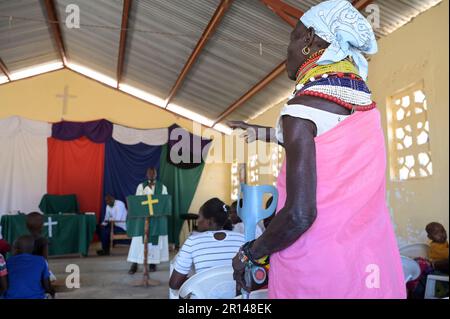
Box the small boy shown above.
[26,212,49,259]
[425,222,449,270]
[4,235,54,299]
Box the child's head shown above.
[228,200,242,225]
[426,222,448,243]
[26,212,44,234]
[13,235,35,255]
[198,198,232,232]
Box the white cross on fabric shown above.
[44,217,58,238]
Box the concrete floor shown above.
[48,243,173,299]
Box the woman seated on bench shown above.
[169,198,245,290]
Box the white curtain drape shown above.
[0,116,51,216]
[112,124,168,145]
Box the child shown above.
[26,212,49,259]
[426,222,449,267]
[4,235,54,299]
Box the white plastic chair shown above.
[234,288,269,299]
[401,256,421,283]
[178,265,236,299]
[399,243,430,259]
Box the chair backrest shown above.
[399,243,430,259]
[401,256,421,283]
[178,265,235,299]
[234,289,269,299]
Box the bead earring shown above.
[302,46,310,56]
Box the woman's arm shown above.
[169,270,188,290]
[227,121,280,144]
[232,115,317,289]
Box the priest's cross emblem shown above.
[142,195,159,216]
[44,217,58,238]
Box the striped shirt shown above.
[174,231,245,275]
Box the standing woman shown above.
[229,0,405,298]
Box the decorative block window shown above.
[387,82,432,181]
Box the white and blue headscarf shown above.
[300,0,377,80]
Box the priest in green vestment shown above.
[127,167,169,274]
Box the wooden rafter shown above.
[44,0,67,66]
[213,0,375,124]
[0,57,11,81]
[164,0,233,108]
[260,0,303,27]
[213,61,286,125]
[116,0,132,88]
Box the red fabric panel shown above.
[47,137,104,222]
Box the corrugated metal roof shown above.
[0,0,59,72]
[122,0,221,100]
[0,0,443,124]
[171,0,292,119]
[55,0,123,79]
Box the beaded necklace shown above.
[291,50,377,112]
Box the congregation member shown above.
[26,212,49,259]
[229,0,405,298]
[127,167,169,274]
[97,194,128,256]
[169,198,244,290]
[3,235,54,299]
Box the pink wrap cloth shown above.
[269,109,406,299]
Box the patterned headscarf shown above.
[300,0,377,80]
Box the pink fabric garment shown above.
[269,109,406,299]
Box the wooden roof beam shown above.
[164,0,233,108]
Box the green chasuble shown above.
[126,194,171,245]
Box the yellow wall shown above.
[248,1,449,246]
[0,69,231,222]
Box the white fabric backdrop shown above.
[112,124,168,145]
[0,116,51,216]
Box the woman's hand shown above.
[227,121,260,143]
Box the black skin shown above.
[228,21,352,292]
[147,168,157,186]
[169,207,226,290]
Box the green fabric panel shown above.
[38,194,79,214]
[125,194,171,245]
[159,144,205,246]
[0,214,96,256]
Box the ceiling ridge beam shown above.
[213,0,374,124]
[164,0,233,108]
[0,57,11,80]
[44,0,67,66]
[116,0,132,88]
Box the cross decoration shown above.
[44,217,58,238]
[141,195,159,216]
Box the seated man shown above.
[97,194,128,256]
[169,198,245,290]
[4,235,54,299]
